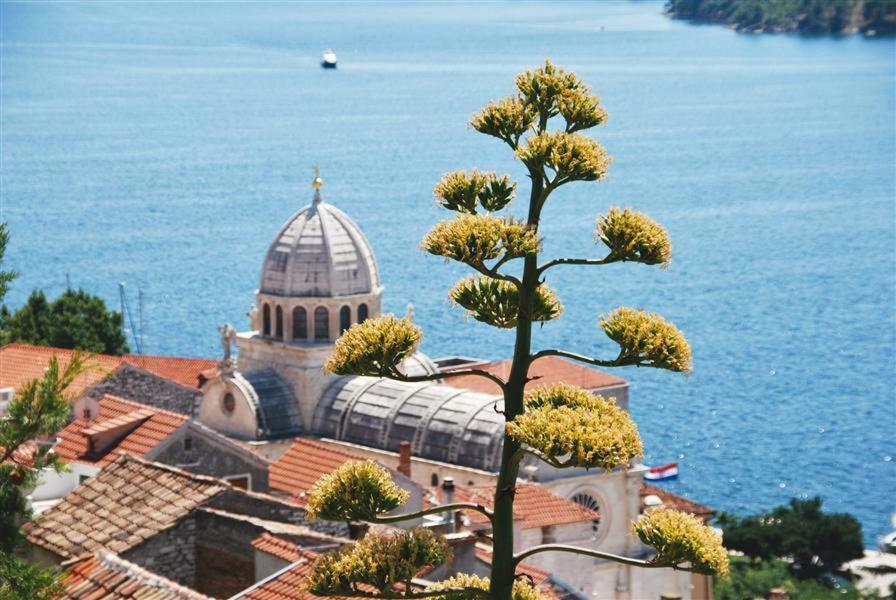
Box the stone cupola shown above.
[252,169,383,344]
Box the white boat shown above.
[321,49,337,69]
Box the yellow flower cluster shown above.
[434,170,517,214]
[632,508,730,577]
[422,214,540,266]
[324,315,421,377]
[424,573,550,600]
[506,383,643,470]
[516,131,611,183]
[597,207,672,267]
[306,460,410,522]
[307,528,449,595]
[470,96,536,146]
[600,308,692,372]
[450,276,562,329]
[515,60,607,133]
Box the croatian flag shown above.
[644,462,679,481]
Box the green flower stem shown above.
[471,259,521,286]
[321,587,491,599]
[369,502,493,525]
[537,255,618,274]
[388,368,507,392]
[512,544,689,571]
[528,349,644,369]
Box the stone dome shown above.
[260,192,381,298]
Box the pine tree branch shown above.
[512,544,692,571]
[537,255,619,275]
[369,502,493,525]
[388,368,507,391]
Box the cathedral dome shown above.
[260,189,380,298]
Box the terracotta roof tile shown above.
[54,395,188,467]
[61,552,211,599]
[269,438,391,502]
[442,356,626,395]
[427,483,599,530]
[0,343,215,396]
[640,483,714,520]
[252,532,319,564]
[23,454,227,559]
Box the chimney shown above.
[441,477,456,533]
[768,589,791,600]
[398,441,412,478]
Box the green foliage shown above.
[424,573,549,600]
[0,223,17,306]
[714,557,884,600]
[665,0,896,35]
[516,131,611,184]
[597,207,672,267]
[306,460,410,522]
[600,307,692,372]
[450,276,561,328]
[422,214,539,267]
[506,383,643,470]
[434,170,517,213]
[1,288,128,355]
[717,497,865,578]
[324,315,421,377]
[307,528,449,596]
[633,507,730,577]
[0,354,89,552]
[0,551,63,600]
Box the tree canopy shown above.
[718,497,864,578]
[1,288,128,355]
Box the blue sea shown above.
[1,1,894,545]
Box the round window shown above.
[571,491,600,512]
[222,392,236,414]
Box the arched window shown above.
[292,306,307,340]
[430,473,439,486]
[357,303,369,323]
[314,307,329,341]
[340,306,351,334]
[262,304,271,336]
[570,491,601,512]
[275,305,284,339]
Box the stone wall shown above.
[205,488,348,537]
[79,363,201,417]
[124,515,197,587]
[149,424,270,492]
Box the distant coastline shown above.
[665,0,896,35]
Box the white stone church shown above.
[197,176,713,599]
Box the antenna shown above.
[138,286,146,354]
[118,283,144,354]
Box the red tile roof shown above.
[122,354,218,388]
[640,483,714,521]
[23,454,227,559]
[269,438,391,502]
[54,394,188,467]
[442,356,626,395]
[252,532,319,564]
[0,343,216,395]
[61,552,211,599]
[0,343,121,397]
[427,483,599,530]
